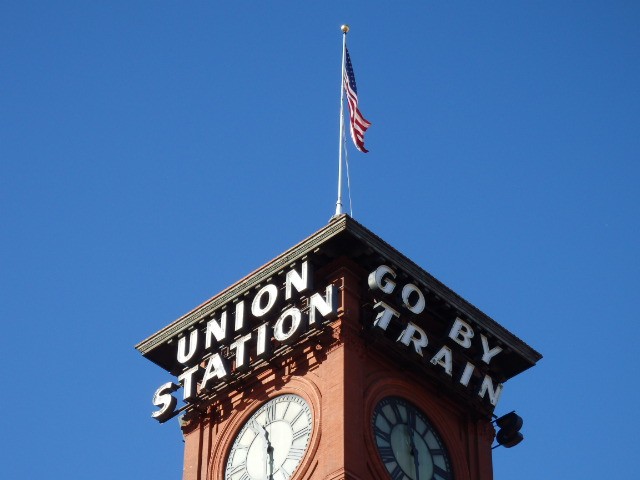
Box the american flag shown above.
[343,46,371,153]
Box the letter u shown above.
[177,330,199,364]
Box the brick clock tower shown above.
[136,215,541,480]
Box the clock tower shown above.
[136,215,541,480]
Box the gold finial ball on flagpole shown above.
[341,24,350,33]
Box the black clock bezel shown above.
[372,396,454,480]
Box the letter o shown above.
[273,307,303,343]
[252,284,278,317]
[402,283,425,314]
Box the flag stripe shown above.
[343,46,370,153]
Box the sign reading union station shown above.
[136,216,541,423]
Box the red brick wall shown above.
[181,258,494,480]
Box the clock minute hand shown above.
[406,424,420,480]
[260,425,274,480]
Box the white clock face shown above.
[373,397,453,480]
[225,394,312,480]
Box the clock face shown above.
[225,394,312,480]
[372,397,453,480]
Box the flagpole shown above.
[334,24,349,218]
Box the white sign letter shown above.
[285,261,312,300]
[372,301,400,331]
[256,322,270,358]
[368,265,397,294]
[151,382,179,422]
[177,365,200,401]
[230,333,252,370]
[177,330,199,364]
[274,307,303,343]
[252,284,278,317]
[205,312,227,349]
[200,353,229,390]
[449,318,474,348]
[402,283,426,314]
[478,375,504,406]
[308,284,338,326]
[459,362,475,387]
[397,322,428,356]
[234,301,245,331]
[430,346,453,376]
[481,334,503,364]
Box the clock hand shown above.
[260,425,274,480]
[406,425,420,480]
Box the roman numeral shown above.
[227,463,245,477]
[407,408,416,430]
[389,463,405,480]
[433,464,451,480]
[292,426,311,442]
[290,408,305,426]
[232,445,249,456]
[379,409,394,428]
[378,445,395,463]
[282,401,291,420]
[279,465,291,479]
[265,403,277,424]
[286,447,305,461]
[390,401,404,424]
[374,425,391,444]
[247,419,262,435]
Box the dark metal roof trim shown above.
[341,216,542,365]
[135,215,351,355]
[136,215,542,367]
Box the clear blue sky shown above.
[1,2,638,478]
